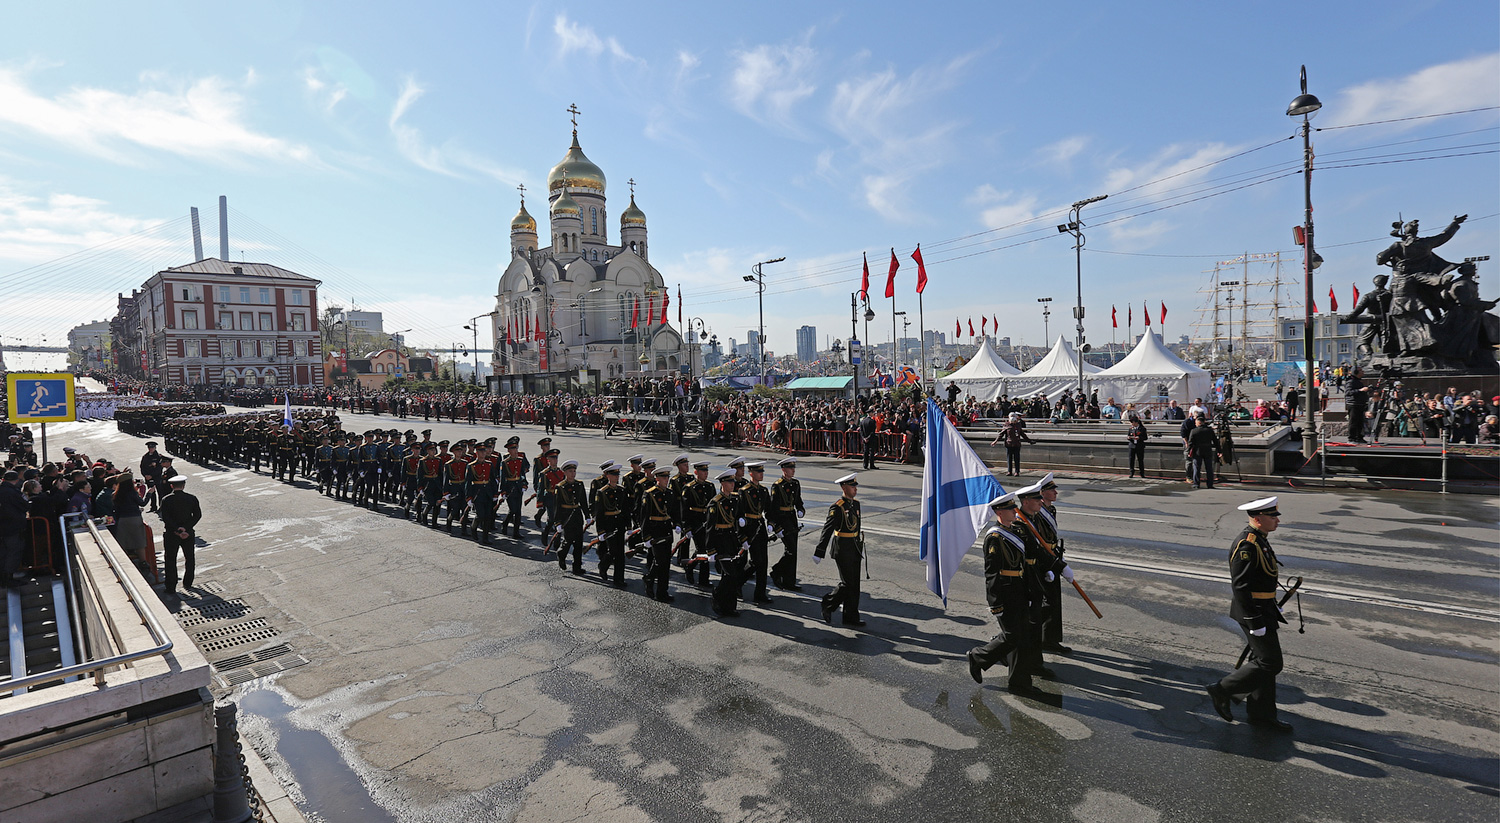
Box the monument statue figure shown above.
[1338,274,1394,356]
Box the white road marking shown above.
[1064,510,1168,524]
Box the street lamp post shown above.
[744,257,785,383]
[1287,65,1323,458]
[1038,297,1053,343]
[893,311,908,377]
[1059,194,1107,398]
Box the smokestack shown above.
[190,207,204,261]
[218,195,229,261]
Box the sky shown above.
[0,1,1496,362]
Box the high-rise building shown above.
[747,330,761,363]
[796,325,817,363]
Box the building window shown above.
[293,340,306,357]
[219,312,232,330]
[290,289,305,306]
[240,286,251,303]
[219,286,230,303]
[183,310,199,330]
[290,313,306,331]
[185,339,201,358]
[239,312,253,331]
[259,312,273,331]
[259,287,271,304]
[591,207,597,235]
[1338,341,1350,354]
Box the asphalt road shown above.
[50,412,1499,823]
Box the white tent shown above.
[1005,336,1102,400]
[1093,331,1213,405]
[943,337,1020,401]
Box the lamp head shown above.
[1287,67,1321,117]
[864,308,876,322]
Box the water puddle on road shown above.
[240,689,396,823]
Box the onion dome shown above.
[551,188,581,218]
[511,199,536,233]
[620,194,646,227]
[548,132,606,196]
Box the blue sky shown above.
[0,1,1495,360]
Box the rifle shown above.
[1235,576,1304,668]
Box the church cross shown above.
[516,182,526,204]
[567,103,581,130]
[628,178,635,197]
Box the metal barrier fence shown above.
[709,424,917,464]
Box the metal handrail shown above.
[0,517,174,693]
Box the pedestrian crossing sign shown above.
[7,372,76,423]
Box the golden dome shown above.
[548,132,606,195]
[551,187,581,218]
[510,200,536,233]
[620,194,646,227]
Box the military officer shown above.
[591,465,630,586]
[1021,472,1071,655]
[728,456,748,490]
[467,442,497,541]
[708,469,747,617]
[814,473,865,627]
[418,442,446,526]
[1014,483,1070,678]
[531,437,553,522]
[740,461,774,603]
[639,466,680,603]
[669,455,694,497]
[587,459,613,511]
[768,457,805,591]
[499,437,529,539]
[401,436,424,516]
[1206,497,1294,732]
[680,460,715,580]
[552,460,589,572]
[538,449,565,541]
[965,492,1040,694]
[314,434,335,495]
[442,441,471,532]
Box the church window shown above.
[591,207,597,235]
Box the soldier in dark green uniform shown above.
[1207,496,1295,732]
[814,473,865,627]
[965,492,1040,694]
[592,465,630,587]
[740,461,774,604]
[639,466,680,603]
[553,460,588,572]
[708,469,746,617]
[680,460,714,579]
[314,435,334,495]
[769,457,805,591]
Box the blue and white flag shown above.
[282,392,294,428]
[919,398,1005,606]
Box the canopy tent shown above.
[942,337,1021,401]
[1005,336,1102,400]
[1092,331,1213,405]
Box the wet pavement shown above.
[48,415,1500,822]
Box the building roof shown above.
[785,377,853,390]
[159,258,319,283]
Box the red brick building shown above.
[122,259,324,386]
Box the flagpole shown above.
[919,292,927,395]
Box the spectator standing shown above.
[1126,415,1149,478]
[0,471,29,588]
[1187,415,1220,489]
[111,471,150,571]
[991,413,1034,477]
[159,476,202,597]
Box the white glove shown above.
[1277,605,1284,614]
[741,541,750,552]
[1060,565,1074,583]
[813,556,822,565]
[738,517,746,527]
[1045,571,1055,583]
[796,509,804,518]
[585,518,594,528]
[1250,627,1267,637]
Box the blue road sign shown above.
[7,373,76,423]
[849,339,862,365]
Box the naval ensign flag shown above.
[919,399,1006,605]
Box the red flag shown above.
[955,318,961,337]
[859,253,869,301]
[1160,302,1167,325]
[535,315,543,342]
[981,316,988,335]
[1144,302,1151,327]
[660,290,669,324]
[1353,283,1360,305]
[647,294,655,326]
[1328,285,1338,313]
[1128,304,1132,326]
[992,314,998,332]
[1312,297,1319,314]
[912,245,927,293]
[1112,305,1118,328]
[968,318,975,337]
[677,285,682,324]
[884,248,899,298]
[632,297,640,328]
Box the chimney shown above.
[190,207,204,261]
[218,195,229,261]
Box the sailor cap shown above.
[599,460,616,471]
[1238,496,1280,516]
[674,454,691,466]
[1038,472,1057,490]
[653,467,672,477]
[604,465,621,475]
[728,456,746,468]
[628,454,644,463]
[716,469,738,482]
[835,472,858,486]
[777,457,797,468]
[988,491,1018,510]
[641,457,657,467]
[1015,482,1044,499]
[692,460,711,469]
[561,459,579,470]
[167,476,187,485]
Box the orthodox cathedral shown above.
[492,110,686,388]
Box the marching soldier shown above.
[418,442,445,526]
[401,436,424,516]
[332,435,353,500]
[728,456,748,490]
[314,434,334,495]
[1014,483,1070,678]
[443,441,471,532]
[355,432,379,506]
[244,423,263,473]
[538,449,565,541]
[467,442,497,542]
[531,437,553,524]
[669,455,694,497]
[1022,472,1071,655]
[680,460,715,581]
[626,457,657,556]
[499,437,529,539]
[277,425,299,482]
[591,465,630,586]
[708,469,747,617]
[1207,497,1295,732]
[965,492,1041,694]
[741,461,774,603]
[587,459,613,511]
[769,457,805,591]
[552,461,588,573]
[621,454,646,514]
[814,473,865,627]
[639,466,679,602]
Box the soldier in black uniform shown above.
[332,435,353,500]
[467,442,497,542]
[708,469,746,617]
[680,460,714,582]
[768,457,805,591]
[1014,483,1069,678]
[531,438,553,525]
[728,456,748,490]
[740,461,774,603]
[243,424,263,473]
[1207,496,1295,732]
[814,473,865,626]
[1021,472,1070,655]
[314,435,334,495]
[553,460,588,572]
[140,442,165,512]
[592,466,630,586]
[587,460,613,511]
[639,466,679,602]
[965,492,1040,694]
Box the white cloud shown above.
[729,38,818,130]
[0,184,161,264]
[0,66,315,165]
[1038,135,1088,168]
[553,14,643,65]
[1330,53,1500,130]
[977,191,1041,230]
[1101,142,1241,200]
[388,77,526,185]
[302,66,347,112]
